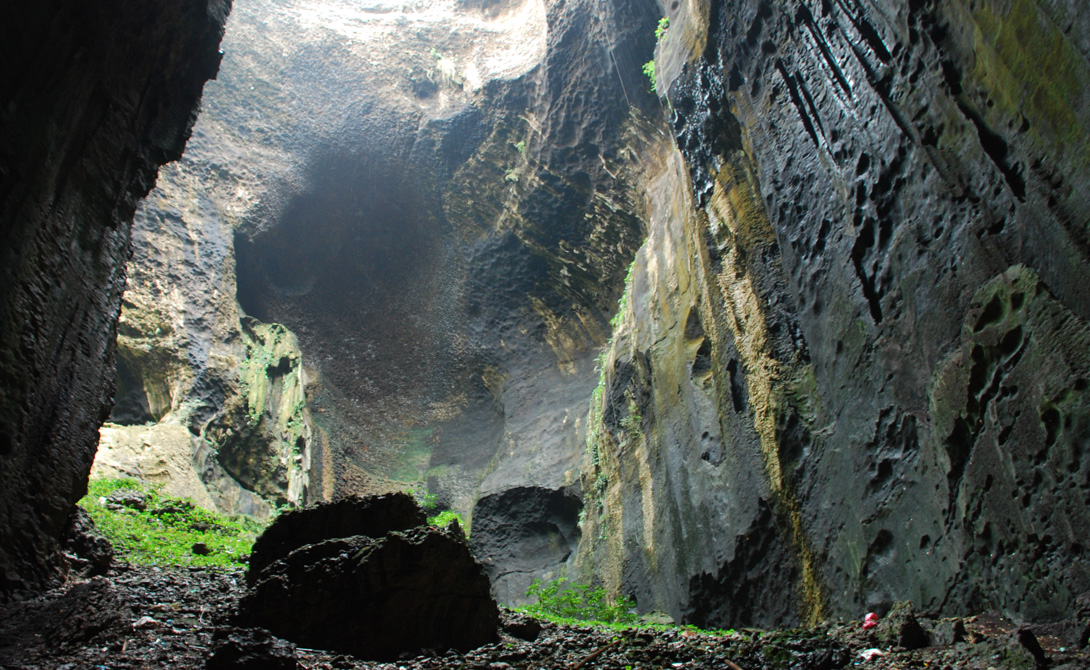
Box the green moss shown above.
[966,0,1090,166]
[79,477,267,567]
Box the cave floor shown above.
[0,564,1086,669]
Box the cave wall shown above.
[0,0,230,596]
[579,0,1090,627]
[116,0,661,601]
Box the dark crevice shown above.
[775,60,822,150]
[957,101,1027,202]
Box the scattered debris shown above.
[2,563,1090,669]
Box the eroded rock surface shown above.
[578,0,1090,629]
[471,486,582,605]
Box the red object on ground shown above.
[862,612,879,629]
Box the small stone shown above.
[501,611,542,642]
[192,542,212,556]
[931,618,967,646]
[133,616,158,629]
[1015,629,1050,669]
[876,601,930,650]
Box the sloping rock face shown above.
[240,494,498,660]
[0,0,230,597]
[578,0,1090,628]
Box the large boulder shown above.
[239,494,498,660]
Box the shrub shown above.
[427,509,465,529]
[523,577,638,624]
[78,477,268,567]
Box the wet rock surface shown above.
[59,508,114,579]
[2,564,1090,669]
[239,494,498,660]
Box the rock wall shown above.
[579,0,1090,627]
[0,0,230,596]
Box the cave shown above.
[3,0,1090,666]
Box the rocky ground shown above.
[1,563,1088,669]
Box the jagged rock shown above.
[206,627,297,670]
[876,601,930,650]
[500,610,543,642]
[470,486,583,605]
[61,508,113,578]
[930,618,968,646]
[0,577,129,662]
[245,493,425,582]
[239,495,498,660]
[1015,629,1051,670]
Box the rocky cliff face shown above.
[578,0,1090,628]
[0,0,230,596]
[9,0,1087,630]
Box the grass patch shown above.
[78,477,268,567]
[520,577,638,625]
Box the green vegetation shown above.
[610,261,636,329]
[654,17,670,40]
[586,350,608,468]
[410,488,467,533]
[643,17,669,93]
[521,577,638,624]
[642,60,657,92]
[78,477,267,567]
[427,509,465,528]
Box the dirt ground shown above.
[1,563,1088,669]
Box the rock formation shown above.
[577,0,1090,628]
[117,0,656,588]
[239,494,499,660]
[0,0,230,597]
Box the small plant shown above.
[522,577,638,624]
[642,60,657,92]
[409,488,440,514]
[427,509,464,528]
[643,17,669,94]
[654,17,670,40]
[78,477,268,567]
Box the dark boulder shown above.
[239,494,498,660]
[245,493,425,583]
